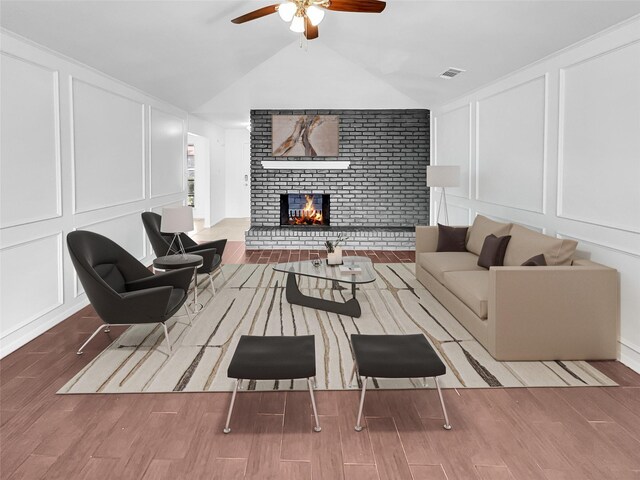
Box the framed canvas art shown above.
[272,115,339,157]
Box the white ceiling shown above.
[2,0,640,127]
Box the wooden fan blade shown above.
[325,0,386,13]
[305,17,319,40]
[231,4,279,24]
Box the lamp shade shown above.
[290,14,305,32]
[278,1,296,22]
[306,5,325,26]
[427,165,460,187]
[161,206,194,233]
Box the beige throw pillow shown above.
[504,224,578,266]
[466,215,512,256]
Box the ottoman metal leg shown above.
[435,377,452,430]
[223,379,241,434]
[307,378,322,432]
[354,376,368,432]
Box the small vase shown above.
[327,247,343,265]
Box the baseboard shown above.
[0,298,90,359]
[619,340,640,374]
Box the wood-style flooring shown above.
[1,243,640,479]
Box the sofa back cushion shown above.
[466,215,512,256]
[504,224,578,266]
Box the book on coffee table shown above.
[339,264,362,274]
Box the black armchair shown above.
[67,230,193,355]
[141,212,227,294]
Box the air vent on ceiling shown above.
[440,67,466,79]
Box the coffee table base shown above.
[286,272,362,318]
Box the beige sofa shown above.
[415,215,619,361]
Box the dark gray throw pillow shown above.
[521,254,547,266]
[436,224,468,252]
[477,234,511,268]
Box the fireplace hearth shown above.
[280,194,330,226]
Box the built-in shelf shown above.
[261,160,350,170]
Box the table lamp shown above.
[161,206,194,256]
[427,165,460,225]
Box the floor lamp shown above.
[427,166,460,225]
[161,206,194,256]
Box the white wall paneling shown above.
[557,40,640,233]
[434,104,471,199]
[0,52,61,228]
[432,16,640,372]
[475,75,547,213]
[559,233,640,372]
[71,78,145,213]
[0,31,188,357]
[150,107,185,198]
[0,233,63,339]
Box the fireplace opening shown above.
[280,194,330,226]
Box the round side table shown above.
[153,254,204,313]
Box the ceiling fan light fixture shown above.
[278,1,296,22]
[290,14,305,32]
[306,5,325,26]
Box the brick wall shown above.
[250,109,430,227]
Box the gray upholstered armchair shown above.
[141,212,227,294]
[67,230,193,355]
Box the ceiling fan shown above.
[231,0,386,40]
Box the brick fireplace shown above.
[246,109,430,249]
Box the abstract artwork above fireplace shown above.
[280,194,330,226]
[272,115,339,157]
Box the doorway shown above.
[187,133,211,228]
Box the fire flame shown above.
[290,194,323,225]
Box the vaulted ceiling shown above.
[2,1,640,127]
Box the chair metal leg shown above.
[354,376,368,432]
[209,274,216,296]
[183,303,193,326]
[162,322,172,353]
[223,379,241,434]
[76,324,110,355]
[307,378,322,432]
[348,363,357,388]
[219,266,227,283]
[238,379,244,390]
[435,377,452,430]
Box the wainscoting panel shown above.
[434,104,471,199]
[558,40,640,233]
[0,233,63,339]
[71,78,145,213]
[0,53,61,228]
[476,76,546,213]
[559,233,640,369]
[150,107,185,198]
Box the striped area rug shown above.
[59,263,616,394]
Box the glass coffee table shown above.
[273,256,376,318]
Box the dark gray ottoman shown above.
[349,334,452,431]
[223,335,321,433]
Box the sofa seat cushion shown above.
[504,224,578,266]
[418,252,485,283]
[442,271,490,319]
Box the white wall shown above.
[0,31,188,357]
[224,129,251,218]
[431,16,640,372]
[187,116,227,226]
